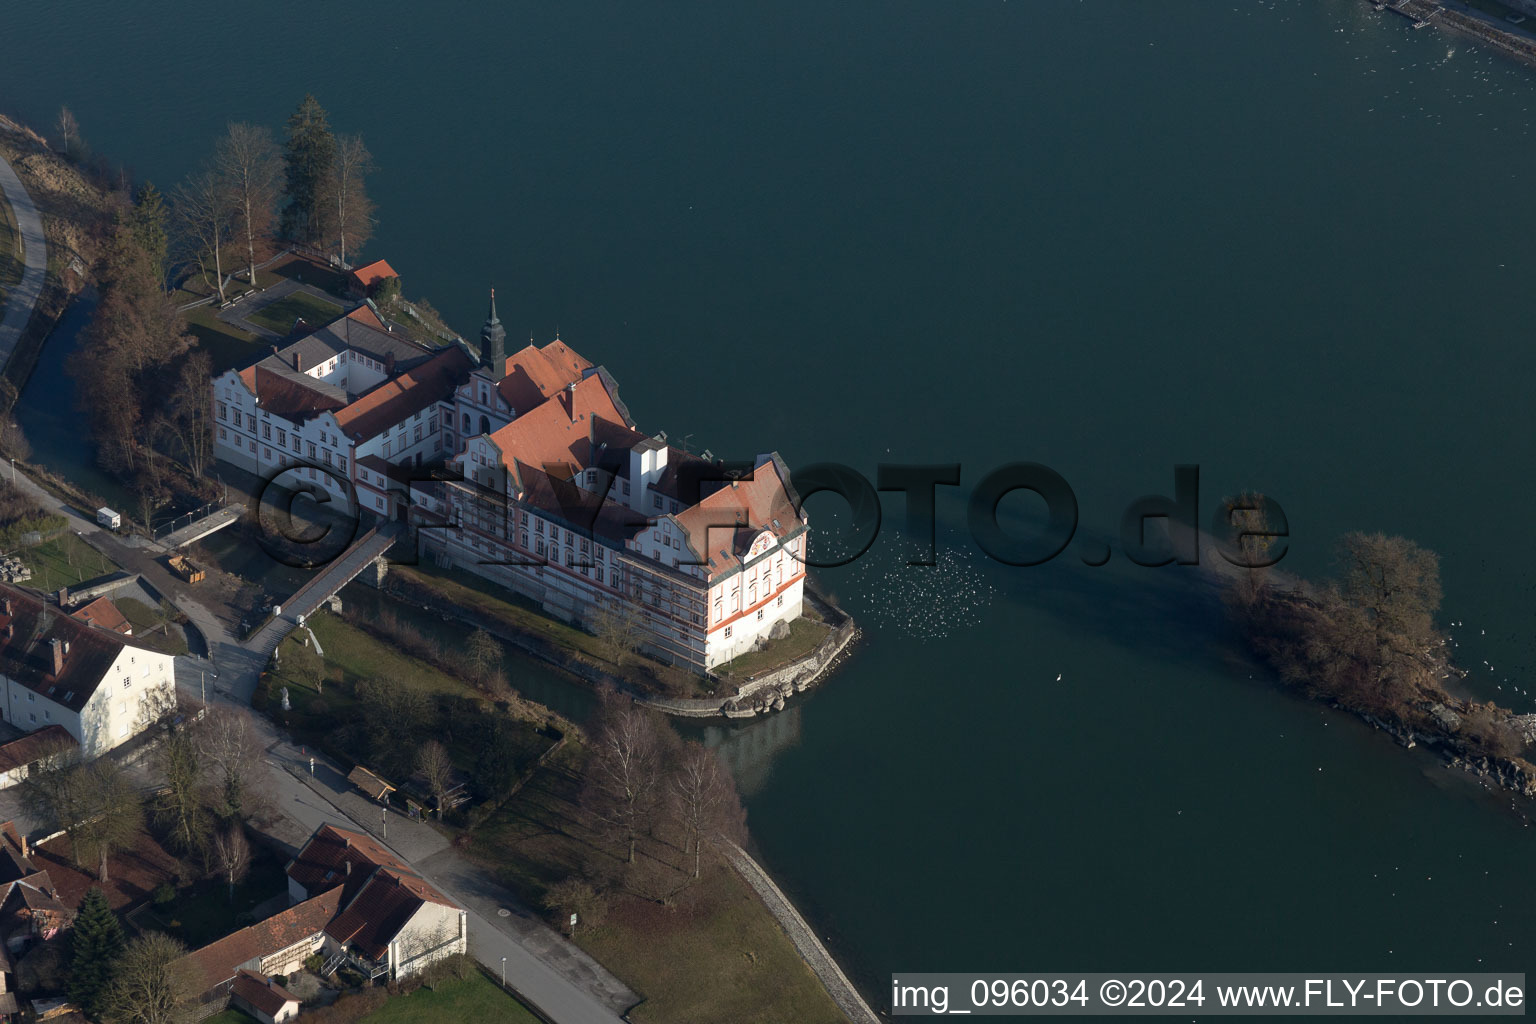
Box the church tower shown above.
[480,288,506,381]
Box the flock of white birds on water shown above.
[835,541,1001,642]
[1445,617,1533,705]
[1252,0,1536,142]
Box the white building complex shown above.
[211,291,811,672]
[0,585,176,768]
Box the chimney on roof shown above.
[562,381,576,421]
[295,351,304,372]
[49,638,63,676]
[57,586,68,606]
[345,860,352,876]
[384,352,396,376]
[2,597,11,616]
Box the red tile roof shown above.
[0,726,76,775]
[232,970,299,1017]
[486,374,628,486]
[346,303,388,330]
[495,341,594,413]
[69,597,131,636]
[249,365,346,422]
[349,260,399,289]
[287,825,456,962]
[176,887,343,995]
[674,455,803,574]
[325,868,452,962]
[285,824,410,904]
[0,585,164,712]
[334,346,472,441]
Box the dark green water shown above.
[6,0,1536,1006]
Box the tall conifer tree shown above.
[68,886,126,1019]
[280,94,336,244]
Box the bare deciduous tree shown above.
[466,628,500,682]
[173,166,236,303]
[105,931,192,1024]
[324,133,374,265]
[164,351,215,477]
[669,741,746,878]
[142,689,209,857]
[592,603,644,669]
[582,693,667,864]
[416,740,453,820]
[56,106,79,157]
[23,748,144,882]
[212,825,251,902]
[197,707,260,822]
[215,122,281,286]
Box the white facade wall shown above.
[0,645,174,760]
[389,903,467,978]
[453,377,513,442]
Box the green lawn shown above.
[361,972,543,1024]
[468,745,846,1024]
[116,597,191,656]
[18,532,117,591]
[201,1011,253,1024]
[716,616,830,681]
[258,611,551,789]
[392,564,710,698]
[247,291,343,336]
[183,304,265,374]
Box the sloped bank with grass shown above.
[383,561,858,717]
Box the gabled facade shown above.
[0,587,175,764]
[409,298,810,672]
[0,822,67,956]
[285,824,466,980]
[211,304,472,515]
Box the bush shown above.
[152,883,175,906]
[304,953,324,973]
[304,988,388,1024]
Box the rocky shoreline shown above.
[1351,696,1536,797]
[638,586,860,718]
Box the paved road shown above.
[2,464,639,1023]
[0,149,47,368]
[261,739,635,1023]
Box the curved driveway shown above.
[0,150,47,370]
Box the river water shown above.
[5,0,1536,1005]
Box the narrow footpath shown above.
[720,841,881,1024]
[0,464,640,1024]
[0,149,48,368]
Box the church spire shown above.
[480,287,506,381]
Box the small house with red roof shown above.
[175,823,465,1015]
[0,821,68,957]
[283,823,465,980]
[230,970,300,1024]
[347,260,398,299]
[68,597,131,637]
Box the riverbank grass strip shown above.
[467,746,848,1024]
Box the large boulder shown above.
[1428,704,1462,733]
[769,618,791,641]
